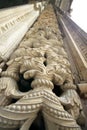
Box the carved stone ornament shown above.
[0,1,46,73]
[0,4,85,130]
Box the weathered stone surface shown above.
[57,11,87,83]
[56,7,87,130]
[0,2,46,72]
[59,0,72,12]
[0,4,85,130]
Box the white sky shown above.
[71,0,87,33]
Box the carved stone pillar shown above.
[0,4,85,130]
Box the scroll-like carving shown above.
[0,4,85,130]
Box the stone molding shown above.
[0,1,46,69]
[57,11,87,82]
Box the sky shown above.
[71,0,87,33]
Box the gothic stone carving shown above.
[0,4,85,130]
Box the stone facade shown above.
[0,1,86,130]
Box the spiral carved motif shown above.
[0,4,85,130]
